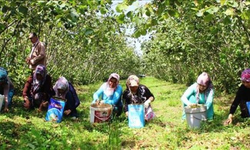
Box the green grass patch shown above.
[0,77,250,149]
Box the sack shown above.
[68,82,80,108]
[128,104,145,128]
[145,105,156,121]
[45,97,66,123]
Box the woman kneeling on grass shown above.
[224,68,250,125]
[123,75,156,121]
[0,67,14,112]
[92,73,123,117]
[23,65,53,111]
[181,72,215,120]
[53,76,80,119]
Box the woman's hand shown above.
[224,114,233,126]
[144,99,151,108]
[4,107,9,112]
[64,109,71,115]
[23,97,30,109]
[125,111,128,117]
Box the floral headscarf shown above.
[126,75,139,88]
[196,72,213,103]
[241,68,250,82]
[53,76,69,99]
[32,65,47,93]
[0,67,7,83]
[104,73,120,97]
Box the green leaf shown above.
[0,23,6,31]
[146,10,150,16]
[223,16,231,25]
[116,14,125,24]
[196,9,204,17]
[125,0,136,5]
[206,6,219,14]
[126,11,132,19]
[220,0,226,5]
[231,1,238,8]
[224,8,235,16]
[240,10,250,20]
[18,6,28,15]
[141,28,147,35]
[85,28,94,35]
[70,9,79,22]
[2,5,9,13]
[100,7,107,14]
[133,30,141,38]
[168,10,179,17]
[204,14,213,22]
[116,4,128,13]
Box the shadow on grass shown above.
[0,96,130,149]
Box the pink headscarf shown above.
[196,72,213,103]
[108,73,120,87]
[53,76,69,99]
[241,68,250,82]
[197,72,211,86]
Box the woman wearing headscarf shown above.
[92,73,123,116]
[123,75,155,121]
[53,76,80,118]
[225,68,250,125]
[23,64,53,111]
[181,72,214,120]
[0,67,14,112]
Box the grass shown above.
[0,76,250,149]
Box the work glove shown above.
[144,99,151,108]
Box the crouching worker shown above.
[123,75,156,121]
[181,72,214,120]
[0,67,14,112]
[224,68,250,125]
[92,73,123,117]
[53,76,80,119]
[23,65,53,111]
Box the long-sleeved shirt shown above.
[229,84,250,117]
[22,75,53,102]
[123,84,154,112]
[28,40,46,70]
[181,83,214,120]
[92,83,123,107]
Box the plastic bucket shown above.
[184,105,207,128]
[0,94,4,111]
[128,104,145,128]
[90,103,113,123]
[45,97,66,123]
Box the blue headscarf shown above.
[0,67,8,83]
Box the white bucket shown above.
[184,105,207,128]
[0,94,4,111]
[90,103,113,123]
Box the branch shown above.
[0,19,18,35]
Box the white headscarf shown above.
[104,73,120,97]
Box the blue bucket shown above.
[246,101,250,116]
[45,97,66,123]
[128,104,145,128]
